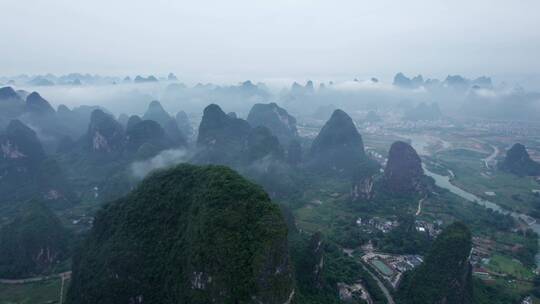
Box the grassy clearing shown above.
[486,255,535,281]
[0,278,68,304]
[433,148,540,215]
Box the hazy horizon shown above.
[2,0,540,88]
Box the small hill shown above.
[0,86,20,100]
[247,103,298,144]
[143,101,186,146]
[25,92,55,115]
[393,73,424,89]
[1,119,46,163]
[397,222,473,304]
[498,143,540,176]
[0,120,74,206]
[309,109,367,177]
[195,104,251,164]
[117,113,129,127]
[125,120,173,157]
[0,201,70,279]
[85,109,125,154]
[134,75,158,83]
[126,115,142,132]
[142,100,172,127]
[383,141,424,195]
[67,164,293,304]
[0,86,24,119]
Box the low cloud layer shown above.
[130,149,189,179]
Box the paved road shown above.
[359,263,395,304]
[59,272,70,304]
[415,197,425,216]
[0,271,71,284]
[482,144,499,169]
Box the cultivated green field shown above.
[433,148,540,216]
[486,254,536,280]
[0,278,68,304]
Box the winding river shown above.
[403,134,540,270]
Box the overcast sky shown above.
[2,0,540,84]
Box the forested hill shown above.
[67,164,294,304]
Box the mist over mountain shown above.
[2,70,540,123]
[2,2,540,303]
[0,21,539,304]
[0,76,539,303]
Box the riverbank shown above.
[404,134,540,270]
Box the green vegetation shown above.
[289,233,387,304]
[0,201,71,279]
[473,278,526,304]
[308,109,368,178]
[67,164,293,304]
[486,254,535,280]
[379,215,431,254]
[433,148,540,215]
[397,222,473,304]
[0,278,67,304]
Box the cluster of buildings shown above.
[361,252,423,289]
[464,120,540,138]
[69,213,94,230]
[356,216,442,238]
[356,217,398,234]
[337,282,372,304]
[415,219,443,238]
[385,120,456,131]
[470,237,496,280]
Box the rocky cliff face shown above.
[351,159,381,201]
[0,86,20,100]
[383,141,424,195]
[498,143,540,176]
[85,109,125,153]
[351,175,375,201]
[1,119,46,164]
[247,103,298,145]
[397,222,473,304]
[309,109,366,177]
[67,164,294,304]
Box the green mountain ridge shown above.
[67,164,294,304]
